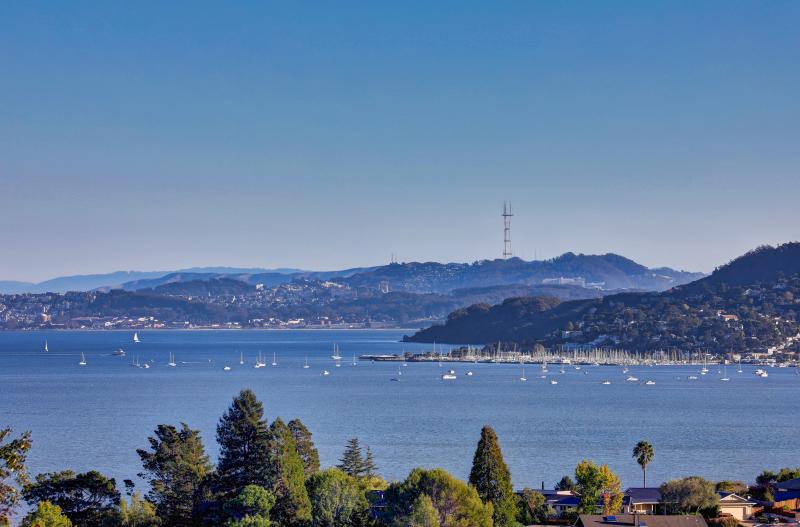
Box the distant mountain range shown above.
[0,254,703,295]
[406,243,800,357]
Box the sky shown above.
[1,1,799,282]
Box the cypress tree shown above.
[468,425,518,527]
[266,418,312,527]
[337,438,364,478]
[287,419,320,478]
[216,390,271,497]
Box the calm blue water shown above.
[1,330,798,491]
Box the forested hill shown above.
[406,243,800,356]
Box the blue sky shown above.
[1,1,798,281]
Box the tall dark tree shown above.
[23,470,120,527]
[137,423,212,526]
[0,426,31,525]
[287,419,320,478]
[468,426,517,527]
[555,475,576,491]
[266,418,312,527]
[216,390,271,496]
[362,447,377,480]
[632,440,655,488]
[337,438,365,479]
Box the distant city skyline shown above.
[2,2,798,282]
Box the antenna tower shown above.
[502,202,513,259]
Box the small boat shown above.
[303,357,310,369]
[239,352,244,366]
[442,369,457,380]
[167,352,177,367]
[626,375,639,382]
[688,375,698,380]
[223,365,231,371]
[133,332,140,344]
[79,352,87,366]
[720,365,729,382]
[271,353,277,367]
[466,371,474,376]
[737,358,743,374]
[645,380,656,385]
[390,377,400,382]
[601,380,611,385]
[397,368,402,376]
[44,340,48,353]
[112,348,126,357]
[254,352,266,369]
[550,379,558,385]
[352,353,358,366]
[322,370,330,376]
[142,362,150,369]
[519,367,527,382]
[331,344,342,360]
[574,365,581,370]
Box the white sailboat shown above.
[519,366,527,382]
[239,352,244,365]
[331,344,342,360]
[303,357,310,369]
[720,364,730,382]
[272,352,277,367]
[352,353,357,366]
[44,340,48,352]
[737,358,743,373]
[133,332,140,343]
[79,352,87,366]
[254,352,266,368]
[441,369,457,380]
[168,352,177,367]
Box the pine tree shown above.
[137,423,211,526]
[216,390,271,497]
[337,438,364,478]
[266,418,312,527]
[468,426,518,527]
[287,419,320,478]
[363,447,377,479]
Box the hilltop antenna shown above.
[502,202,513,259]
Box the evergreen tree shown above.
[468,426,517,527]
[555,475,576,491]
[118,493,161,527]
[137,423,211,526]
[337,438,365,478]
[362,448,377,479]
[23,470,120,527]
[216,390,271,496]
[287,419,320,478]
[306,468,371,527]
[224,485,275,527]
[266,418,312,527]
[20,501,72,527]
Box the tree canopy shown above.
[468,426,517,527]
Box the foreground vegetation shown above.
[1,392,798,527]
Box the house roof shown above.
[777,478,800,491]
[624,488,662,504]
[774,490,800,503]
[578,514,708,527]
[717,492,755,505]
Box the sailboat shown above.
[44,340,48,353]
[331,344,342,360]
[700,354,709,375]
[254,352,266,368]
[303,357,310,369]
[720,364,730,382]
[271,353,277,367]
[519,366,527,382]
[239,352,244,366]
[352,353,357,366]
[737,358,743,374]
[167,352,177,367]
[133,332,140,344]
[79,352,87,366]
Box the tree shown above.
[383,468,493,527]
[216,390,272,496]
[517,489,548,525]
[20,501,72,527]
[468,426,517,527]
[555,475,576,491]
[338,438,365,479]
[396,495,440,527]
[23,470,120,527]
[265,418,311,527]
[363,448,377,480]
[287,419,320,478]
[575,460,622,515]
[0,426,31,525]
[306,468,371,527]
[715,481,748,495]
[224,485,275,527]
[632,441,655,488]
[660,476,719,516]
[118,493,161,527]
[137,423,211,526]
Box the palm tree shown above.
[632,440,654,488]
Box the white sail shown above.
[133,332,140,343]
[44,340,48,352]
[79,352,87,366]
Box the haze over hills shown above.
[406,243,800,357]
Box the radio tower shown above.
[502,202,513,259]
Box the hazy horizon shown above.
[2,2,798,282]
